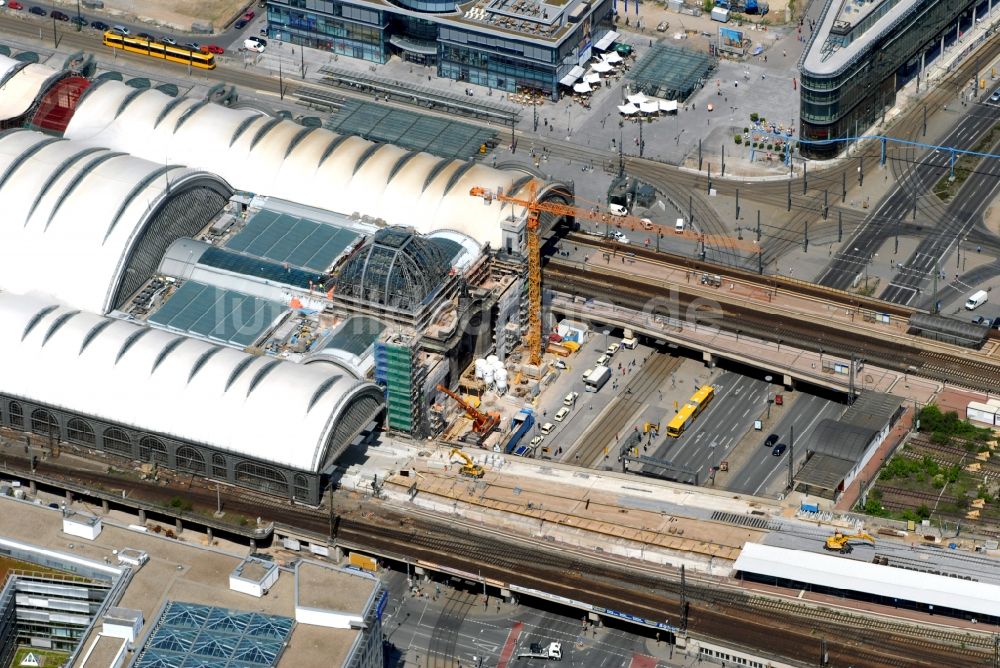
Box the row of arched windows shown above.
[4,400,314,502]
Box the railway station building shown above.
[263,0,616,99]
[799,0,987,157]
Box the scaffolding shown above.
[375,337,425,435]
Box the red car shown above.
[7,1,24,9]
[201,44,224,54]
[242,10,255,20]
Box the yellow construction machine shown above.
[449,448,485,479]
[824,531,875,554]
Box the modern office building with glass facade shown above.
[799,0,985,157]
[265,0,616,98]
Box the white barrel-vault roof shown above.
[0,129,229,314]
[0,54,60,121]
[64,80,545,248]
[0,291,384,472]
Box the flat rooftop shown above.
[802,0,919,75]
[79,634,126,668]
[0,498,359,668]
[297,561,377,613]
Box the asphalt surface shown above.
[817,93,1000,293]
[380,570,671,667]
[725,392,845,496]
[1,1,264,50]
[648,371,769,483]
[879,93,1000,306]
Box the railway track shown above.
[878,485,959,508]
[543,258,999,393]
[4,442,995,665]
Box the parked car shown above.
[764,433,779,447]
[70,15,87,25]
[554,407,571,422]
[972,315,987,325]
[201,44,225,54]
[992,317,1000,330]
[137,32,153,40]
[772,443,787,456]
[183,42,200,50]
[612,230,630,244]
[243,10,255,20]
[656,20,669,31]
[158,36,176,45]
[540,422,555,435]
[552,359,567,370]
[243,37,265,52]
[6,1,23,9]
[51,10,69,20]
[91,20,109,30]
[28,6,46,16]
[606,342,621,356]
[112,24,129,34]
[563,391,579,406]
[991,90,1000,102]
[530,435,544,448]
[235,18,248,29]
[608,203,628,216]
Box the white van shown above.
[965,290,989,310]
[608,204,628,217]
[675,218,686,233]
[244,37,266,52]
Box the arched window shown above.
[211,453,227,478]
[138,436,167,465]
[66,418,95,445]
[176,446,206,474]
[8,401,23,428]
[30,409,59,437]
[235,461,287,496]
[293,474,311,503]
[102,428,133,457]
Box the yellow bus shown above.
[667,404,696,438]
[688,385,715,417]
[103,31,216,70]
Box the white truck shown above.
[621,328,638,349]
[711,6,730,21]
[517,642,562,660]
[965,289,989,310]
[583,365,611,392]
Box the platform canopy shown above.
[734,543,1000,618]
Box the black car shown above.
[91,20,109,30]
[29,6,47,16]
[772,443,787,457]
[764,433,779,448]
[70,15,87,26]
[51,10,69,20]
[972,315,987,326]
[993,317,1000,330]
[235,18,248,29]
[137,32,153,40]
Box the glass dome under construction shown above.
[335,227,453,313]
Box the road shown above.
[380,570,675,667]
[647,372,769,482]
[725,393,845,496]
[817,96,1000,292]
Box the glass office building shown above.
[799,0,983,157]
[265,0,615,98]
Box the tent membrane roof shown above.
[63,80,546,248]
[735,543,1000,617]
[0,291,382,471]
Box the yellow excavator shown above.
[824,531,875,554]
[449,448,485,479]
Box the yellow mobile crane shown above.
[449,448,485,479]
[824,531,875,554]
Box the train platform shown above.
[386,446,814,575]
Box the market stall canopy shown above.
[593,30,620,51]
[591,61,613,73]
[559,64,587,86]
[626,92,648,104]
[573,82,593,93]
[617,103,639,115]
[583,72,602,84]
[639,100,660,114]
[659,100,679,112]
[602,51,623,64]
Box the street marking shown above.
[496,621,523,668]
